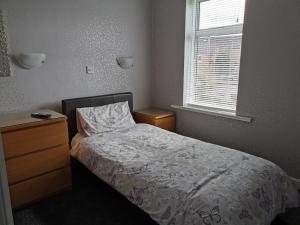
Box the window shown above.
[184,0,246,113]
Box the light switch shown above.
[86,65,95,74]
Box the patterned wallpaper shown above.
[0,0,152,113]
[0,10,11,77]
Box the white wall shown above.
[152,0,300,178]
[0,0,152,113]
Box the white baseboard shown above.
[290,177,300,190]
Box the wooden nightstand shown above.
[0,110,72,209]
[134,108,176,132]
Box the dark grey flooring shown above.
[13,168,157,225]
[13,167,300,225]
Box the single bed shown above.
[62,92,300,225]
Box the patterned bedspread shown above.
[71,124,300,225]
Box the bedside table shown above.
[134,108,176,132]
[0,109,72,209]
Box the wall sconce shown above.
[116,57,134,69]
[14,53,46,70]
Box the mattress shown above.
[71,124,300,225]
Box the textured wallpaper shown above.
[0,10,11,77]
[0,0,152,113]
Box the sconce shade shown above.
[15,53,46,69]
[116,57,134,69]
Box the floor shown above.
[13,167,158,225]
[13,167,300,225]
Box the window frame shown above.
[183,0,245,114]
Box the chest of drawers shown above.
[0,110,72,208]
[134,108,176,132]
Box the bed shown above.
[62,92,300,225]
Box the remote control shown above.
[31,113,52,119]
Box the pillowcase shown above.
[76,101,135,136]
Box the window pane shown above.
[184,0,246,112]
[192,34,242,111]
[199,0,245,30]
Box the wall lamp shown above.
[14,53,46,70]
[116,57,134,70]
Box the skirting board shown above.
[290,177,300,190]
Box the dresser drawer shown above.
[134,113,155,125]
[6,145,70,185]
[134,108,176,132]
[154,116,176,131]
[2,121,68,159]
[9,167,71,209]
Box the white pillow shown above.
[76,101,135,136]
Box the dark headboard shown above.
[62,92,133,142]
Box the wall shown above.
[152,0,300,178]
[0,0,152,113]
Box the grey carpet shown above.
[13,168,300,225]
[13,169,157,225]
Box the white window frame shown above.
[176,0,252,122]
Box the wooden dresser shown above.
[134,108,176,132]
[0,110,72,209]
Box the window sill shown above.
[171,105,253,123]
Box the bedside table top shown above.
[134,108,175,119]
[0,109,66,130]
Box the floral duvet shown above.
[71,124,300,225]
